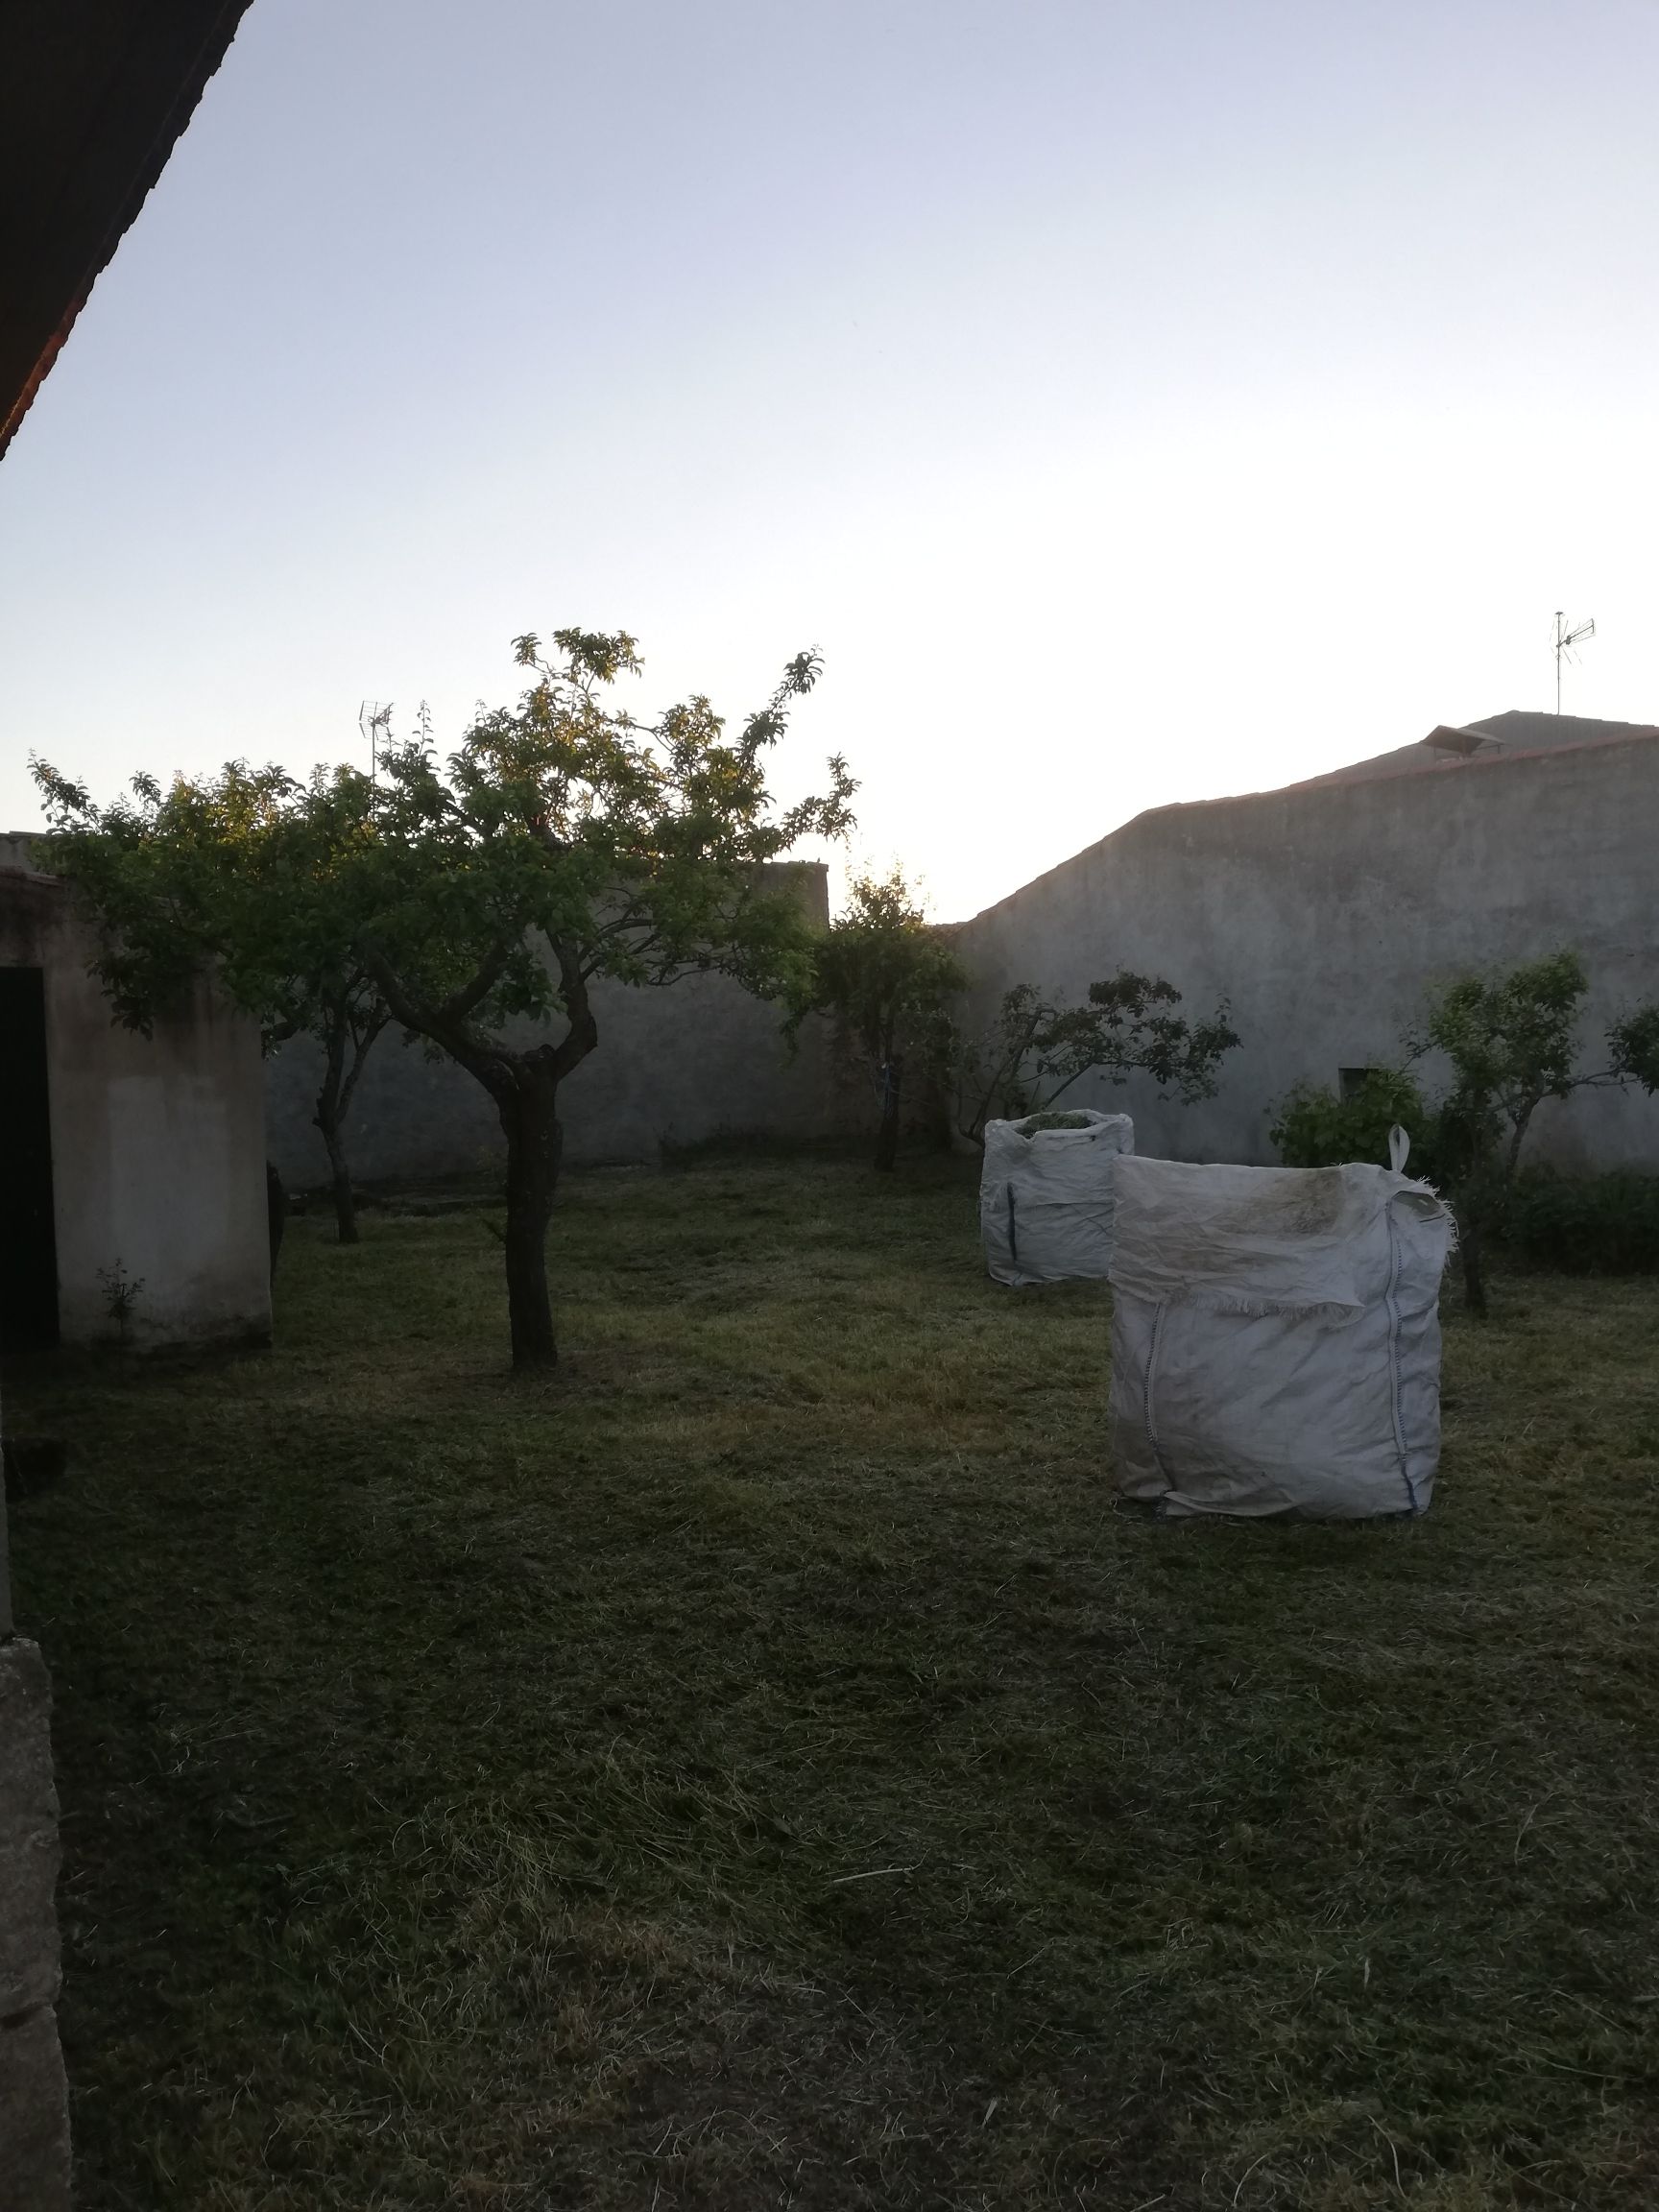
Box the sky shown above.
[3,0,1658,919]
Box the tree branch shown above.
[357,938,509,1094]
[338,1005,390,1124]
[548,937,599,1083]
[437,937,516,1027]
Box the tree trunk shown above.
[920,1058,953,1151]
[1457,1202,1487,1316]
[354,935,593,1373]
[874,1057,902,1171]
[314,1000,361,1244]
[499,1062,564,1369]
[318,1111,359,1245]
[265,1161,287,1283]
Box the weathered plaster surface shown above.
[265,869,850,1185]
[269,972,845,1184]
[952,735,1659,1169]
[1,850,271,1346]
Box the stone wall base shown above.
[0,2001,71,2206]
[0,1637,69,2209]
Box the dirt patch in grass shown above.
[7,1154,1659,2208]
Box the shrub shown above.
[953,975,1238,1144]
[1271,957,1659,1307]
[1499,1168,1659,1274]
[1269,1070,1437,1174]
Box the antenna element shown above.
[1551,612,1595,714]
[358,699,392,780]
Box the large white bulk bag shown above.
[1108,1148,1455,1519]
[979,1110,1134,1286]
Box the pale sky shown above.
[4,0,1657,920]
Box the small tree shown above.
[1270,1068,1436,1176]
[342,627,854,1369]
[1415,950,1659,1314]
[803,868,966,1169]
[953,974,1239,1145]
[1272,951,1659,1314]
[33,758,389,1244]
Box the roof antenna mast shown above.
[1551,611,1595,715]
[358,699,392,780]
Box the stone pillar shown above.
[0,1484,71,2206]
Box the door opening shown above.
[0,967,60,1351]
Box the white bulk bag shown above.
[979,1110,1134,1286]
[1108,1146,1455,1519]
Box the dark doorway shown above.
[0,967,60,1351]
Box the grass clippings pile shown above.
[8,1154,1659,2209]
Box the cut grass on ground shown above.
[8,1153,1659,2210]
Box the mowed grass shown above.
[8,1152,1659,2210]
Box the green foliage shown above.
[40,628,854,1072]
[805,869,965,1064]
[1269,950,1659,1315]
[1609,1002,1659,1094]
[36,625,855,1322]
[353,629,854,1046]
[30,756,379,1044]
[34,755,394,1239]
[794,866,963,1168]
[1269,1068,1434,1171]
[1272,954,1659,1200]
[1414,950,1659,1312]
[956,974,1239,1142]
[95,1259,145,1339]
[803,868,963,1142]
[343,626,854,1360]
[1416,949,1598,1181]
[1499,1168,1659,1275]
[32,753,390,1070]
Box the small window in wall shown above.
[1338,1067,1382,1100]
[0,967,60,1352]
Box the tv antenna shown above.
[1551,612,1595,714]
[358,699,392,779]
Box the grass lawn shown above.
[8,1152,1659,2210]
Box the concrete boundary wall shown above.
[265,868,851,1189]
[952,733,1659,1171]
[267,974,846,1188]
